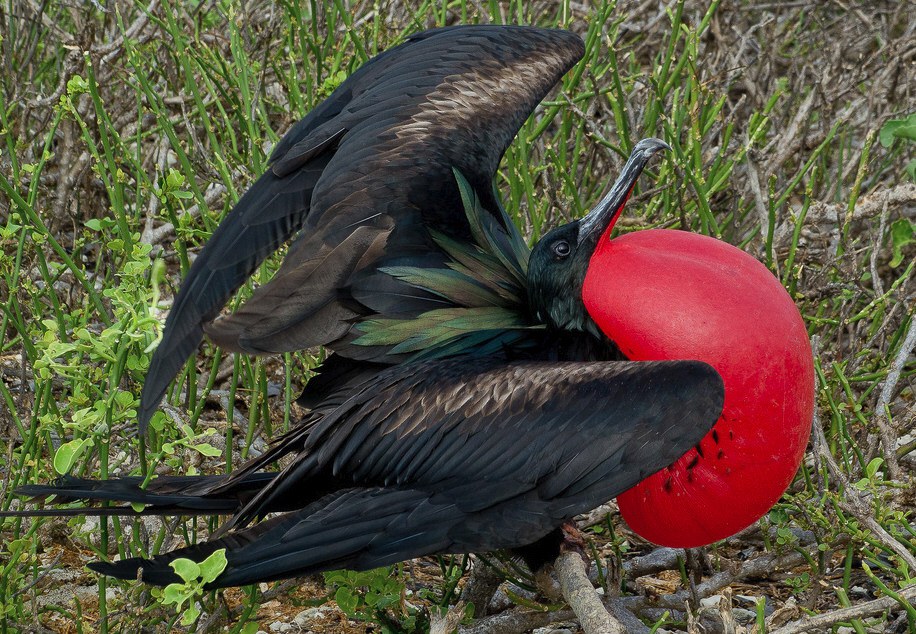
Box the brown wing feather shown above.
[206,27,583,353]
[141,26,583,429]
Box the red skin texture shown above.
[583,229,814,547]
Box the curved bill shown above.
[577,138,670,246]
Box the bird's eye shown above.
[552,240,571,258]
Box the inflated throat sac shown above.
[583,229,813,547]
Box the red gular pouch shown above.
[583,229,814,547]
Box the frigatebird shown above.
[6,25,813,587]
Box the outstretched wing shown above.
[231,357,724,528]
[93,357,723,586]
[141,26,584,429]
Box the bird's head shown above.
[528,138,670,336]
[530,137,814,548]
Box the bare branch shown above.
[775,182,916,250]
[770,584,916,634]
[458,557,503,617]
[457,606,576,634]
[555,551,626,634]
[873,309,916,480]
[431,602,466,634]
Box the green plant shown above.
[155,549,229,627]
[879,113,916,181]
[323,566,429,633]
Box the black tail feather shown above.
[88,487,462,588]
[1,472,277,518]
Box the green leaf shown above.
[180,602,200,626]
[888,218,914,267]
[5,539,31,556]
[865,457,883,479]
[198,549,228,584]
[240,623,259,634]
[149,412,166,432]
[878,113,916,147]
[165,168,185,189]
[114,390,134,407]
[169,557,201,583]
[66,74,89,95]
[335,587,359,616]
[323,570,347,584]
[161,583,187,606]
[192,443,222,457]
[53,438,92,475]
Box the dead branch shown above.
[769,584,916,634]
[614,544,824,620]
[775,182,916,250]
[872,309,916,481]
[622,547,682,578]
[457,606,576,634]
[605,597,652,634]
[576,502,618,528]
[458,557,503,617]
[768,88,817,174]
[555,551,626,634]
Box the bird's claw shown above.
[559,521,589,565]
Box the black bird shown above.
[7,24,812,586]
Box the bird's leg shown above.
[526,522,591,602]
[517,519,622,632]
[513,528,565,600]
[534,567,564,602]
[553,522,627,634]
[532,520,591,603]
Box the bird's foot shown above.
[559,521,588,563]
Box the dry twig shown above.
[770,584,916,634]
[872,309,916,481]
[430,601,466,634]
[457,606,576,634]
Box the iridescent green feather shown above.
[352,170,541,357]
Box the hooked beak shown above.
[577,138,670,246]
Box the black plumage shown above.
[87,359,721,587]
[140,25,586,425]
[6,26,724,588]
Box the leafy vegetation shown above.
[159,550,230,627]
[1,1,913,632]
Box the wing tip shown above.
[88,558,182,586]
[684,359,725,411]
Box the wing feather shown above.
[223,358,723,532]
[70,357,723,587]
[141,26,584,429]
